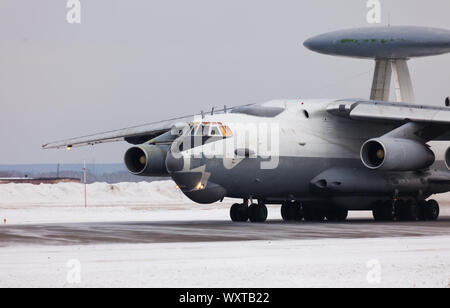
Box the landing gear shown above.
[281,201,303,222]
[230,203,249,222]
[249,202,268,223]
[372,200,387,221]
[372,200,404,221]
[231,201,268,223]
[303,204,326,222]
[280,202,346,222]
[373,199,440,222]
[325,207,348,222]
[397,200,419,221]
[419,199,440,221]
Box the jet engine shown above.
[124,144,169,176]
[360,138,435,171]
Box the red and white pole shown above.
[83,160,87,208]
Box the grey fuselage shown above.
[165,99,450,210]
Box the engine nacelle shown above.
[124,144,169,176]
[360,138,435,171]
[445,147,450,170]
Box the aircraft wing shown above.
[42,114,196,150]
[327,99,450,124]
[327,99,450,140]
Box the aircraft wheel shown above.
[281,201,303,222]
[303,205,325,222]
[249,203,268,223]
[325,207,348,222]
[230,203,249,222]
[418,200,428,221]
[372,200,386,221]
[400,200,419,221]
[395,200,407,221]
[424,199,440,221]
[384,200,398,221]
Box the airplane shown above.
[43,26,450,223]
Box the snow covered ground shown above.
[0,181,228,224]
[0,237,449,288]
[1,181,449,225]
[0,181,449,288]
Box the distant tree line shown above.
[0,170,167,184]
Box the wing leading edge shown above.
[42,114,197,150]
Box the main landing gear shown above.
[230,200,268,223]
[280,201,348,222]
[230,198,440,223]
[372,199,440,222]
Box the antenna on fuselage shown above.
[304,26,450,104]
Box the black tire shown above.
[425,199,440,221]
[395,200,407,221]
[303,205,325,222]
[402,200,419,221]
[281,201,302,222]
[230,203,240,222]
[230,203,248,222]
[372,200,386,221]
[418,200,428,221]
[237,204,249,222]
[384,200,397,221]
[249,203,268,223]
[326,207,348,222]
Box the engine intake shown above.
[360,138,435,171]
[124,144,169,176]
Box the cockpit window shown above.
[202,125,211,136]
[185,122,232,137]
[176,122,233,151]
[210,126,221,136]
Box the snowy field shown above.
[0,181,221,225]
[1,180,449,225]
[0,181,449,288]
[0,237,449,288]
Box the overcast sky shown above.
[1,0,450,164]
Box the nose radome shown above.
[303,35,327,52]
[165,150,184,173]
[303,37,316,50]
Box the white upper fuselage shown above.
[182,99,396,165]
